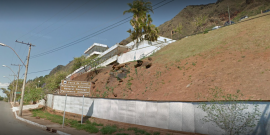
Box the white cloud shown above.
[0,82,9,97]
[0,82,9,88]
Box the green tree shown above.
[193,14,207,32]
[24,87,44,103]
[72,55,98,73]
[8,79,23,93]
[174,23,183,39]
[1,88,10,100]
[197,87,261,135]
[72,55,86,72]
[0,96,4,101]
[124,0,158,48]
[44,71,68,93]
[142,14,159,41]
[88,57,101,75]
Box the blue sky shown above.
[0,0,216,97]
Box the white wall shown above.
[98,55,118,67]
[118,40,165,64]
[46,94,54,108]
[46,94,270,135]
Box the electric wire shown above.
[23,0,92,41]
[20,39,175,75]
[24,69,53,75]
[30,0,174,59]
[13,0,76,69]
[16,0,77,40]
[13,0,172,81]
[30,0,105,42]
[30,0,169,59]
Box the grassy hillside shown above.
[120,0,270,44]
[74,12,270,101]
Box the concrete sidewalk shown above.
[11,102,96,135]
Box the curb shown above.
[11,103,70,135]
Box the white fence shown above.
[118,40,170,64]
[46,94,270,135]
[98,55,118,67]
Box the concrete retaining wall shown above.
[118,41,164,64]
[98,55,118,67]
[46,94,270,135]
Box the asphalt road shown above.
[0,101,52,135]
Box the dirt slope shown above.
[73,12,270,101]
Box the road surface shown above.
[0,101,52,135]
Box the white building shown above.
[97,43,129,67]
[66,36,176,80]
[84,43,108,58]
[117,36,176,64]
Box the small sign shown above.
[60,80,91,96]
[61,80,91,85]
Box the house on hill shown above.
[97,43,129,67]
[84,43,108,58]
[117,36,176,64]
[66,36,175,80]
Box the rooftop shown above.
[84,43,108,54]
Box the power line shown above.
[23,0,92,41]
[30,0,174,59]
[13,0,76,68]
[30,16,132,58]
[15,0,172,80]
[30,0,105,43]
[23,38,175,76]
[23,69,53,75]
[16,0,77,41]
[30,0,168,59]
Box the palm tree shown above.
[123,0,153,22]
[142,14,159,41]
[124,0,158,48]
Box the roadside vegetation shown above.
[197,87,261,135]
[30,107,160,135]
[72,55,101,75]
[123,0,159,46]
[0,96,4,101]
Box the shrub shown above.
[100,125,118,134]
[197,87,261,135]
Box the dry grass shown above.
[153,12,270,64]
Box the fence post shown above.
[62,93,67,128]
[81,94,85,124]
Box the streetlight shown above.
[0,43,26,67]
[2,65,16,75]
[38,80,40,88]
[3,76,11,81]
[2,65,18,104]
[0,41,34,116]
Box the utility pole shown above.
[9,75,16,103]
[228,5,231,24]
[16,40,35,116]
[11,64,21,104]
